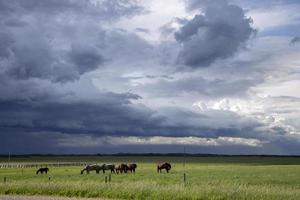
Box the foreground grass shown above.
[0,157,300,199]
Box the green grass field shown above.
[0,156,300,199]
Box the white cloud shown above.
[193,96,300,136]
[114,0,187,43]
[248,4,300,30]
[57,135,264,147]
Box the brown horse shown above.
[115,163,129,174]
[128,163,137,173]
[80,164,104,174]
[36,167,49,174]
[157,162,171,173]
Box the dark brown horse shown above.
[36,167,49,174]
[157,162,171,173]
[128,163,137,173]
[115,163,129,174]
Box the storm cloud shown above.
[174,0,255,67]
[0,0,300,155]
[0,0,145,82]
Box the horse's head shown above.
[80,167,86,175]
[166,163,171,170]
[131,163,137,168]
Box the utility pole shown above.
[8,152,11,166]
[183,146,187,185]
[183,146,186,168]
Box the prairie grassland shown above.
[0,156,300,199]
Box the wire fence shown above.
[0,162,86,168]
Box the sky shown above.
[0,0,300,155]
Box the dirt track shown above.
[0,196,113,200]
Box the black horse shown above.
[128,163,137,173]
[36,167,49,174]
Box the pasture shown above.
[0,156,300,199]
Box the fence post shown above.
[4,177,6,183]
[105,176,108,183]
[183,173,186,184]
[108,174,111,183]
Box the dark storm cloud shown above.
[175,0,255,67]
[0,93,161,136]
[69,44,105,74]
[0,0,144,20]
[0,0,299,155]
[0,129,265,155]
[0,93,279,141]
[0,0,145,83]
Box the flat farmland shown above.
[0,156,300,199]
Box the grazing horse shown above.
[115,163,129,174]
[102,164,115,173]
[80,164,104,174]
[36,167,49,175]
[157,162,171,173]
[128,163,137,173]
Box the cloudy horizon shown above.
[0,0,300,155]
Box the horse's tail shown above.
[157,165,159,173]
[36,169,39,174]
